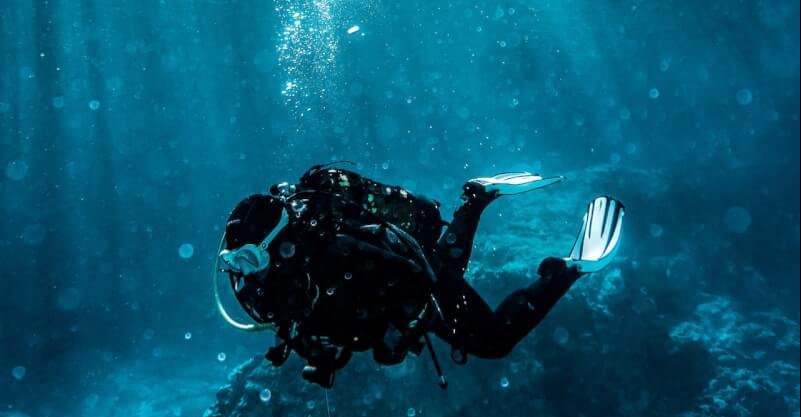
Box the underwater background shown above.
[1,0,799,416]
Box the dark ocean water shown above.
[1,1,799,416]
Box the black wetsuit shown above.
[234,165,580,387]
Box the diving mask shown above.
[219,209,290,276]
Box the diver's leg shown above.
[433,195,624,359]
[434,172,563,278]
[432,180,553,357]
[477,257,579,358]
[434,182,496,279]
[431,262,497,353]
[433,257,580,359]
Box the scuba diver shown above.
[213,163,625,389]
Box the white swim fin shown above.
[468,172,565,196]
[566,196,625,274]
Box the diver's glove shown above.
[302,365,336,389]
[299,349,352,389]
[467,172,565,198]
[565,196,625,275]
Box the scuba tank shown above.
[295,163,445,255]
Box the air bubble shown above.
[290,199,307,215]
[6,160,30,181]
[259,388,272,403]
[279,241,296,258]
[11,366,26,380]
[724,206,751,234]
[649,224,664,238]
[184,332,192,340]
[52,96,65,109]
[217,352,227,362]
[88,100,101,110]
[178,243,194,259]
[143,329,155,340]
[649,88,660,99]
[736,89,753,106]
[494,7,505,19]
[500,377,510,388]
[553,326,570,345]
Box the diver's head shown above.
[214,194,289,330]
[224,194,285,251]
[220,194,288,277]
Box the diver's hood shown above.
[213,208,290,333]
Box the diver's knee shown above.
[538,257,568,275]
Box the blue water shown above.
[1,1,799,416]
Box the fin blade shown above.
[566,196,626,274]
